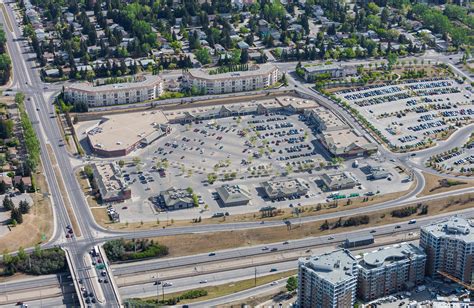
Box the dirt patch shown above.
[418,172,474,197]
[145,193,474,258]
[91,208,110,226]
[0,164,53,252]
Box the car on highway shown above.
[208,252,216,256]
[370,230,377,233]
[270,268,278,272]
[395,225,401,229]
[199,280,208,284]
[262,246,269,251]
[328,236,334,240]
[283,241,289,244]
[163,282,173,287]
[271,247,278,252]
[408,219,416,224]
[270,281,279,286]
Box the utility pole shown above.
[254,267,257,287]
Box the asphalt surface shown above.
[0,2,120,307]
[1,1,473,306]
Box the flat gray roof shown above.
[300,249,357,285]
[65,75,162,93]
[186,63,278,81]
[422,216,474,243]
[359,243,425,269]
[216,184,251,204]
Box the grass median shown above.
[47,144,81,236]
[132,192,473,258]
[126,270,296,305]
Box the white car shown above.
[270,281,279,286]
[199,280,208,284]
[163,282,173,287]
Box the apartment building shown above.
[298,249,358,308]
[64,75,163,107]
[302,64,357,82]
[420,216,474,284]
[357,243,426,301]
[183,64,280,94]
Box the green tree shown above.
[11,207,23,224]
[286,276,298,292]
[3,196,13,211]
[19,200,30,214]
[195,48,211,65]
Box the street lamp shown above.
[153,279,161,304]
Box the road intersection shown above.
[0,1,473,306]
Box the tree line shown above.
[103,238,169,262]
[320,215,370,230]
[16,93,40,172]
[0,26,11,85]
[2,246,66,276]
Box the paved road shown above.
[1,1,473,306]
[0,2,120,307]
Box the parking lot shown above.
[335,79,474,151]
[372,280,470,307]
[81,110,412,223]
[428,136,474,175]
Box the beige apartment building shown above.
[298,249,358,308]
[357,243,426,301]
[420,216,474,284]
[64,75,163,107]
[183,64,280,94]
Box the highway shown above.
[0,1,473,306]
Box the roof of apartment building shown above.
[65,75,162,93]
[186,63,278,81]
[358,243,425,270]
[303,64,345,73]
[87,110,168,153]
[300,249,357,285]
[422,216,474,242]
